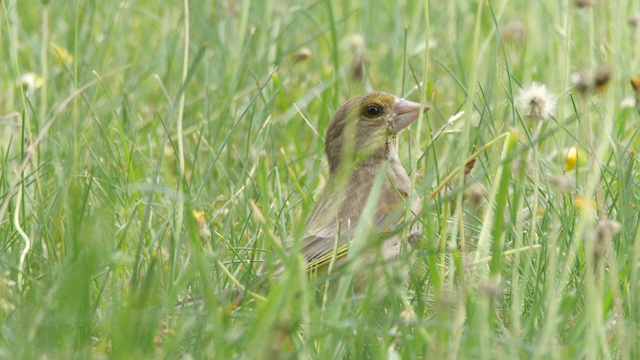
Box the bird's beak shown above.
[390,98,430,133]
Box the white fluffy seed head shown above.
[517,83,557,121]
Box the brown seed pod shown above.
[593,66,612,93]
[631,75,640,94]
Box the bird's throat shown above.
[385,136,399,162]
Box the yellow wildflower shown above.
[52,43,74,66]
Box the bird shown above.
[175,92,428,311]
[264,92,429,294]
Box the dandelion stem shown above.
[15,186,31,291]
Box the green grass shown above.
[2,0,640,358]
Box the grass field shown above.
[2,0,640,358]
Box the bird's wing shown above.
[298,201,410,272]
[299,224,347,263]
[299,231,351,273]
[298,175,419,263]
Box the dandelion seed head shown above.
[17,72,44,97]
[619,97,636,109]
[517,83,556,121]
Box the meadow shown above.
[1,0,640,358]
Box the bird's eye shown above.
[365,105,382,117]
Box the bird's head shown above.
[324,92,429,174]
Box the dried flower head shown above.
[571,66,612,96]
[593,66,612,93]
[631,75,640,94]
[571,72,590,95]
[574,0,593,8]
[631,75,640,112]
[480,276,501,298]
[501,23,526,46]
[629,14,640,28]
[291,48,312,63]
[467,183,485,207]
[351,53,366,82]
[464,158,476,178]
[347,34,366,82]
[596,219,621,243]
[548,175,573,193]
[517,83,556,121]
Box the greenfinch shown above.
[268,92,429,292]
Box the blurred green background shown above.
[1,0,639,358]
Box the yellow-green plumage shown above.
[286,92,429,291]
